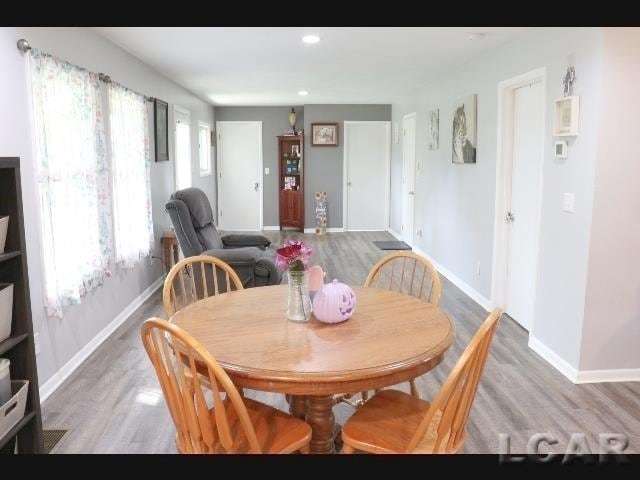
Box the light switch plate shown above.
[563,193,575,213]
[264,167,270,175]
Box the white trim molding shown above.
[262,226,280,231]
[528,336,579,383]
[574,368,640,384]
[303,227,346,234]
[529,336,640,384]
[39,276,164,403]
[412,246,491,311]
[386,228,402,240]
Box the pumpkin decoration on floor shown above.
[312,279,357,324]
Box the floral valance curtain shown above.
[30,50,113,318]
[108,83,154,267]
[30,50,154,318]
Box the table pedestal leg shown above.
[289,395,308,420]
[306,395,336,454]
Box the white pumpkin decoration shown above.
[312,279,357,324]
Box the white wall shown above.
[580,28,640,373]
[1,27,215,387]
[390,27,604,371]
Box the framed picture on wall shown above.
[553,96,579,136]
[452,94,477,164]
[311,123,339,146]
[154,98,169,161]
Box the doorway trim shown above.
[491,67,546,334]
[342,120,391,231]
[215,120,263,231]
[401,112,417,245]
[173,105,191,191]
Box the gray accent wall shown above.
[213,106,304,227]
[303,104,391,229]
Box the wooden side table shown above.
[161,231,180,274]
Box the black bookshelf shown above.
[0,157,44,454]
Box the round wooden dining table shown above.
[171,284,455,454]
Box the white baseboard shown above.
[412,246,492,311]
[39,276,164,403]
[303,227,346,233]
[386,228,402,240]
[574,368,640,383]
[262,226,280,231]
[528,336,579,383]
[529,333,640,384]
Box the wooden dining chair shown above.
[352,251,442,402]
[141,318,312,454]
[163,255,244,317]
[340,308,502,454]
[364,251,442,305]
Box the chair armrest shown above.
[202,247,264,288]
[203,247,262,266]
[221,234,272,250]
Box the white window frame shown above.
[173,105,192,190]
[198,121,212,177]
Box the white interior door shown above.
[217,121,262,231]
[505,81,543,330]
[174,107,192,191]
[344,122,390,230]
[402,114,416,245]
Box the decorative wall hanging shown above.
[311,123,338,146]
[553,96,580,136]
[563,66,576,97]
[314,191,327,235]
[428,108,439,150]
[452,94,477,164]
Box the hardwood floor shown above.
[41,231,640,454]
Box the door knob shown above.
[408,191,414,195]
[505,211,515,222]
[347,182,352,186]
[254,182,260,191]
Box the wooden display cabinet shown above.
[278,135,304,230]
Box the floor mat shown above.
[44,429,69,454]
[372,240,412,251]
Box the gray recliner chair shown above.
[165,187,282,288]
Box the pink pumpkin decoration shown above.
[312,279,357,324]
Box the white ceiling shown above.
[93,27,528,106]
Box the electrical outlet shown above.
[476,261,481,276]
[417,228,423,238]
[264,167,270,175]
[34,333,40,355]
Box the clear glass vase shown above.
[286,270,312,322]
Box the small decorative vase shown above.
[286,270,312,322]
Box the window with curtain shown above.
[30,51,112,318]
[108,83,154,267]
